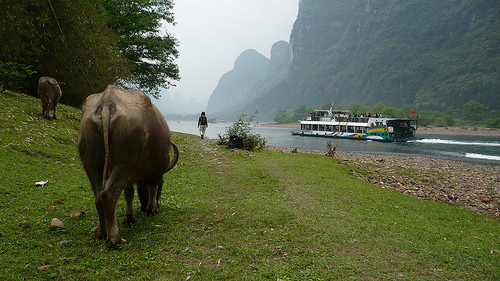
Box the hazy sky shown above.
[163,0,300,107]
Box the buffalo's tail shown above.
[101,104,111,188]
[165,142,179,173]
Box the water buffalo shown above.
[38,76,63,119]
[78,85,179,246]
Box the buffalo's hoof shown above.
[124,214,136,224]
[108,237,128,247]
[92,226,106,239]
[146,208,160,216]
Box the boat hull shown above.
[291,130,420,142]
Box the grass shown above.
[1,91,499,280]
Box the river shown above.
[168,121,500,164]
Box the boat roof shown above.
[312,109,349,113]
[386,118,419,122]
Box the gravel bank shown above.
[266,145,500,218]
[417,126,500,137]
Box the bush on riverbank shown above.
[217,111,266,151]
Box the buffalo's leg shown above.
[123,183,136,224]
[89,174,106,239]
[79,136,106,239]
[101,167,129,246]
[94,193,106,239]
[137,181,148,212]
[41,100,48,118]
[52,102,58,119]
[146,176,163,214]
[146,183,159,214]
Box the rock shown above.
[69,209,85,217]
[478,195,491,202]
[37,265,51,272]
[50,218,64,228]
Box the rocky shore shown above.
[266,145,500,218]
[417,126,500,137]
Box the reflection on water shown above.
[168,121,500,164]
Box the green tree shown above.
[371,102,387,114]
[291,105,311,122]
[0,0,129,106]
[463,100,487,123]
[0,61,36,92]
[0,0,180,106]
[104,0,180,98]
[418,110,455,127]
[485,110,500,128]
[349,103,369,114]
[274,110,292,124]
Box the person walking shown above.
[197,111,208,139]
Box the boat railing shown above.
[334,117,370,123]
[309,116,332,121]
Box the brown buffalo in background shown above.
[37,76,64,119]
[78,85,179,246]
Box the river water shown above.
[168,121,500,165]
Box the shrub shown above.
[0,61,36,92]
[274,110,292,124]
[485,110,500,128]
[218,112,267,151]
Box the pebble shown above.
[69,209,85,217]
[50,218,64,228]
[20,220,30,228]
[37,265,51,272]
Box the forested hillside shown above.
[245,0,499,117]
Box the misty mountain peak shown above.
[270,40,290,61]
[234,49,269,70]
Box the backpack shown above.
[200,115,207,125]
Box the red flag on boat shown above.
[410,109,416,114]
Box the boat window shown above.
[312,124,318,131]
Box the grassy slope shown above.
[0,91,499,280]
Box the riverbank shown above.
[266,145,500,218]
[417,126,500,137]
[260,123,500,137]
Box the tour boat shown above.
[291,104,419,142]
